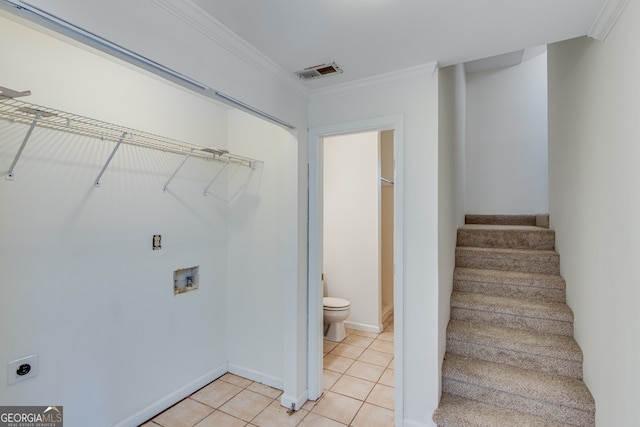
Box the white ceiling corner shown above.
[588,0,630,41]
[150,0,309,100]
[310,62,438,102]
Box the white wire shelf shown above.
[0,96,260,167]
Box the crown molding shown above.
[309,62,438,103]
[151,0,309,100]
[588,0,630,41]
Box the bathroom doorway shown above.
[322,130,394,332]
[308,115,404,425]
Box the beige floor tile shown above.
[323,340,339,354]
[351,402,394,427]
[322,369,341,390]
[298,412,347,426]
[357,349,393,367]
[368,339,394,355]
[218,389,273,422]
[377,332,394,343]
[388,358,394,369]
[329,343,365,360]
[366,384,394,411]
[323,354,354,373]
[191,380,244,409]
[251,400,309,427]
[330,375,375,401]
[350,330,379,339]
[247,382,282,399]
[342,334,375,348]
[383,323,394,332]
[301,399,318,412]
[220,373,253,388]
[311,391,362,425]
[139,422,160,427]
[344,361,384,383]
[378,368,394,387]
[195,410,246,427]
[152,398,213,427]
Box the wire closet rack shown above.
[0,87,261,190]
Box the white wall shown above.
[0,14,230,426]
[547,3,640,425]
[310,70,440,426]
[465,51,548,214]
[323,132,380,332]
[0,1,311,409]
[225,109,293,388]
[437,64,467,375]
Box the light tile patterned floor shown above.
[142,316,394,427]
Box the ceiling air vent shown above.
[294,62,343,81]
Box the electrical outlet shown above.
[7,354,38,385]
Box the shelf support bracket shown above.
[163,148,194,192]
[95,131,127,187]
[6,111,42,180]
[203,161,229,196]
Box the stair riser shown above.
[457,229,555,250]
[456,249,560,275]
[447,338,583,379]
[443,378,595,427]
[454,279,566,303]
[451,307,574,336]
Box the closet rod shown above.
[380,177,394,185]
[0,95,261,169]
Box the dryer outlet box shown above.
[8,354,38,385]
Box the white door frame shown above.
[308,115,404,425]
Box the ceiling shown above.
[191,0,608,90]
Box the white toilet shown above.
[323,281,351,342]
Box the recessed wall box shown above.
[174,266,199,295]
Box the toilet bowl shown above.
[323,297,351,342]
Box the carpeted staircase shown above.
[433,214,595,427]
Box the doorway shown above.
[323,130,393,333]
[308,115,404,425]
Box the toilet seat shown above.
[323,297,350,310]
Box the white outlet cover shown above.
[7,354,38,385]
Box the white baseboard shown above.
[382,304,394,323]
[227,363,284,391]
[113,364,228,427]
[345,320,382,333]
[226,363,308,412]
[280,388,309,412]
[403,418,435,427]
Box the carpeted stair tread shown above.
[447,320,582,361]
[457,224,555,250]
[451,291,573,335]
[465,214,537,226]
[454,267,566,302]
[442,354,595,422]
[455,267,565,290]
[456,246,560,274]
[446,320,583,378]
[433,393,575,427]
[451,291,573,322]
